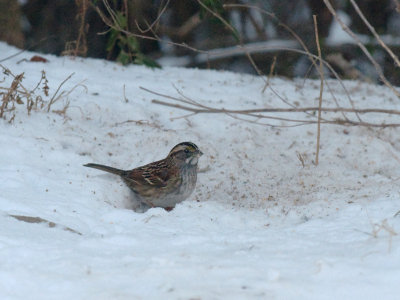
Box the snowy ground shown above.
[1,42,400,299]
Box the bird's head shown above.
[168,142,203,166]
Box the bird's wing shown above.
[123,161,174,188]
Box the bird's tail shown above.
[83,163,125,176]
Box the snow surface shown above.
[1,42,400,299]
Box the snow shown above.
[1,41,400,299]
[326,10,355,46]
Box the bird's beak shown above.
[198,150,203,156]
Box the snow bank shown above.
[1,42,400,299]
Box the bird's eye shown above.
[184,149,189,154]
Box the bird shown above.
[84,142,203,211]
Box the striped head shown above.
[168,142,203,166]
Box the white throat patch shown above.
[187,156,198,165]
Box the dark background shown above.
[1,0,399,84]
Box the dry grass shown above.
[0,72,24,121]
[359,218,398,252]
[0,64,86,122]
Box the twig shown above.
[141,86,206,110]
[197,0,240,41]
[140,86,400,128]
[313,15,324,165]
[150,99,400,127]
[97,0,359,124]
[135,0,170,34]
[47,73,75,112]
[150,98,400,116]
[262,56,277,93]
[197,0,266,77]
[10,214,82,235]
[222,4,359,123]
[349,0,400,68]
[123,84,128,102]
[323,0,400,98]
[96,1,207,54]
[224,3,361,122]
[142,87,400,115]
[152,98,400,128]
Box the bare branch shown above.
[313,15,324,165]
[135,0,171,34]
[141,86,400,128]
[224,3,360,121]
[323,0,400,98]
[349,0,400,68]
